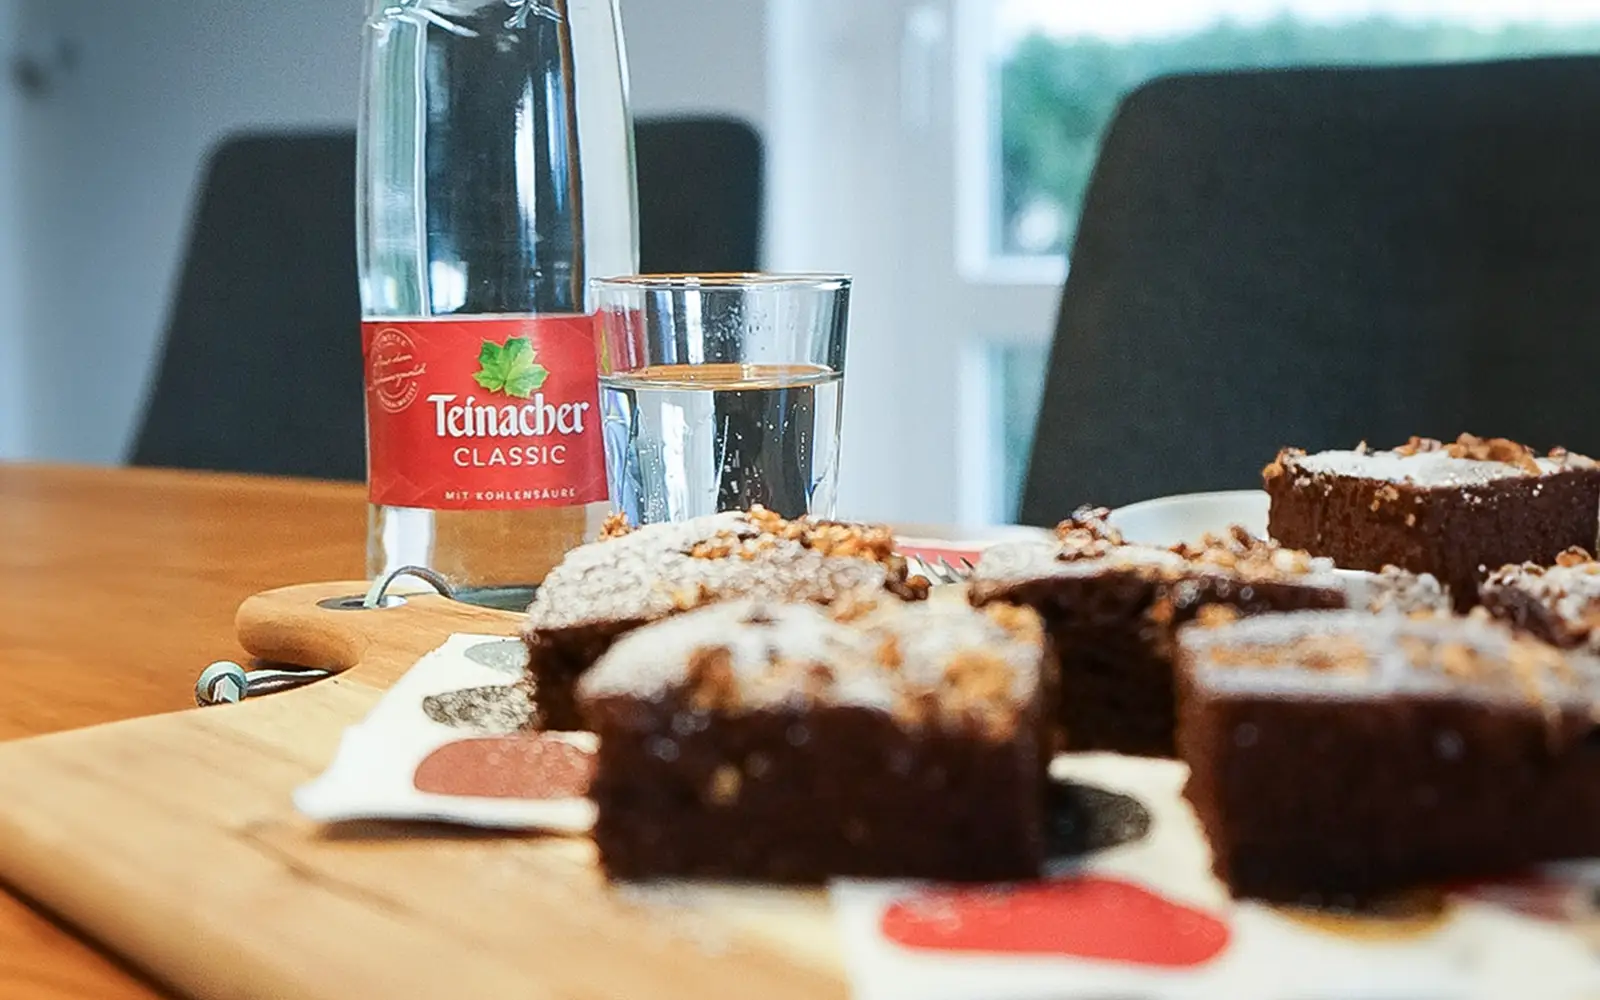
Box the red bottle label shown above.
[362,316,608,510]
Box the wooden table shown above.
[0,464,366,1000]
[0,464,1024,999]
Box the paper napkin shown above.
[294,633,596,833]
[831,754,1600,1000]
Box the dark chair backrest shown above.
[635,116,763,274]
[130,116,764,479]
[129,132,365,480]
[1021,57,1600,522]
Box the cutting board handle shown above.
[235,581,523,686]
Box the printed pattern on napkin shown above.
[832,754,1600,1000]
[294,633,597,832]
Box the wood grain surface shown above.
[0,465,366,1000]
[0,579,849,1000]
[0,464,1024,1000]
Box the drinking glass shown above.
[591,273,851,526]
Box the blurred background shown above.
[3,0,1600,526]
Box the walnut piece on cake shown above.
[576,598,1049,883]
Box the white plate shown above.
[1108,490,1269,548]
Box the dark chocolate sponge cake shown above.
[577,596,1050,883]
[1265,434,1600,612]
[967,509,1439,757]
[520,508,928,730]
[1176,610,1600,905]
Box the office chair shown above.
[1021,57,1600,521]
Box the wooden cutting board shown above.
[0,582,848,1000]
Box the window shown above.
[978,0,1600,275]
[988,340,1049,519]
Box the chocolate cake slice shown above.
[1481,547,1600,652]
[1265,434,1600,612]
[1176,610,1600,905]
[520,508,927,731]
[577,596,1050,883]
[968,509,1439,757]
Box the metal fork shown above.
[908,555,976,585]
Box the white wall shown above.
[625,0,765,127]
[12,0,766,464]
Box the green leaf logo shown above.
[473,337,549,399]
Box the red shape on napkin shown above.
[882,877,1230,967]
[896,543,987,566]
[414,734,594,800]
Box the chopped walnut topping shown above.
[686,646,740,712]
[1354,440,1371,455]
[1168,524,1319,580]
[599,511,633,540]
[747,504,802,540]
[1394,436,1445,456]
[1175,525,1263,561]
[1052,506,1127,562]
[828,591,884,623]
[708,764,742,806]
[670,582,715,612]
[1545,445,1598,468]
[1054,505,1124,543]
[1057,532,1121,562]
[1443,433,1542,474]
[1556,547,1595,568]
[1209,637,1368,674]
[803,661,837,697]
[1398,636,1433,667]
[682,506,902,566]
[1147,597,1175,626]
[1436,642,1480,680]
[891,689,940,730]
[1300,637,1370,674]
[1265,447,1308,481]
[983,603,1044,643]
[942,650,1011,698]
[1505,638,1574,744]
[883,569,934,601]
[1194,604,1241,628]
[809,521,894,560]
[689,532,739,559]
[939,650,1015,738]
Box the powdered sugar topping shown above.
[1180,610,1600,708]
[1290,449,1577,487]
[577,598,1043,734]
[970,531,1342,592]
[522,511,913,632]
